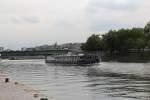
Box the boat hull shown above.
[45,54,100,65]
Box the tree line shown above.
[81,22,150,54]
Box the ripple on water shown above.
[1,60,150,100]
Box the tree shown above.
[82,27,146,53]
[135,38,146,50]
[81,34,104,51]
[102,30,118,53]
[102,28,145,53]
[144,21,150,35]
[147,40,150,49]
[144,21,150,41]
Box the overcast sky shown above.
[0,0,150,49]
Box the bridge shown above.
[0,50,69,58]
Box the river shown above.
[0,59,150,100]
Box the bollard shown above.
[40,98,48,100]
[33,94,39,98]
[5,78,9,83]
[14,82,19,85]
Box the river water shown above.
[0,59,150,100]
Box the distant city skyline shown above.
[0,0,150,49]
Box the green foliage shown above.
[81,34,104,51]
[135,38,146,49]
[144,21,150,35]
[144,21,150,40]
[82,28,147,53]
[102,28,145,52]
[147,40,150,49]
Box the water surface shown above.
[0,60,150,100]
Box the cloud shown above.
[11,17,21,23]
[0,0,150,49]
[85,0,149,32]
[23,16,40,23]
[89,20,135,32]
[11,16,40,23]
[87,0,140,12]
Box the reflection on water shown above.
[0,60,150,100]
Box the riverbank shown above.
[0,74,54,100]
[101,51,150,63]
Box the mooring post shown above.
[40,98,48,100]
[5,78,9,83]
[33,94,39,98]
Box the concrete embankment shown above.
[0,75,54,100]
